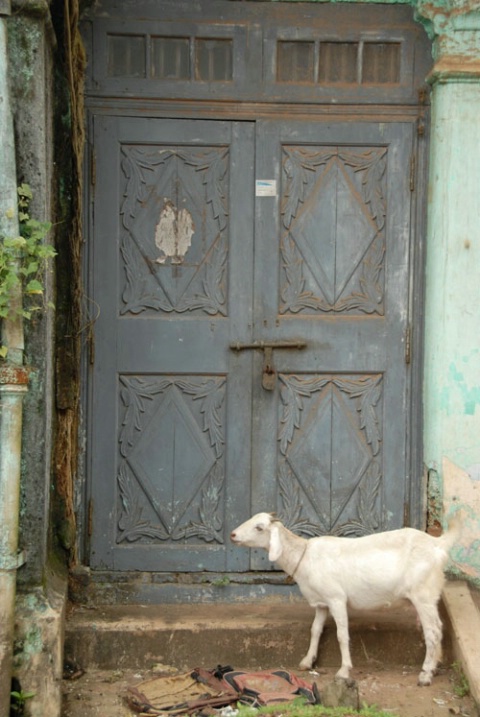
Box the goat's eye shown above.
[255,524,263,532]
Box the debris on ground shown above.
[125,666,321,715]
[62,663,478,717]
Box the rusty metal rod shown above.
[229,340,307,351]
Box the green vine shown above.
[0,184,56,357]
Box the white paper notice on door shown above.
[256,179,277,197]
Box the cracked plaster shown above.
[443,458,480,587]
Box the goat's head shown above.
[230,512,284,562]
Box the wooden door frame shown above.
[80,100,429,561]
[79,1,431,585]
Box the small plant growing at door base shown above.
[0,183,56,357]
[211,575,231,587]
[451,661,469,698]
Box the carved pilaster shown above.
[415,1,480,83]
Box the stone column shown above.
[417,1,480,581]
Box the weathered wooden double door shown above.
[85,1,430,573]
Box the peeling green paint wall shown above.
[420,1,480,584]
[423,80,480,479]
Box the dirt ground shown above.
[62,663,478,717]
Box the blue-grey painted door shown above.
[89,115,415,571]
[250,120,413,569]
[90,117,255,571]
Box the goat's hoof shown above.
[335,669,351,681]
[417,671,432,687]
[299,660,313,671]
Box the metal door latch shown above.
[230,340,306,390]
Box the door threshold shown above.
[69,567,302,605]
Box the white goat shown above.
[231,512,460,686]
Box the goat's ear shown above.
[268,524,283,562]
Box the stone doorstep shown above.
[63,581,480,712]
[64,597,450,675]
[442,581,480,707]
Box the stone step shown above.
[64,600,451,673]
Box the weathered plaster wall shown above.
[5,3,67,715]
[424,81,480,472]
[421,3,480,585]
[13,580,66,717]
[8,1,56,587]
[443,458,480,580]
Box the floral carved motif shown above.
[279,373,382,457]
[277,462,324,537]
[280,146,387,316]
[276,373,383,535]
[277,459,382,538]
[119,145,229,316]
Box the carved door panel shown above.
[90,117,255,570]
[89,116,414,572]
[250,120,413,569]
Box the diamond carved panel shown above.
[116,376,226,544]
[277,373,384,536]
[128,387,216,532]
[280,146,386,315]
[119,145,229,316]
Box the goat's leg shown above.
[299,606,328,670]
[329,601,353,680]
[411,599,443,686]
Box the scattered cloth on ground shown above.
[222,669,318,706]
[126,666,319,715]
[126,669,235,715]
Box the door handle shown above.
[229,340,307,391]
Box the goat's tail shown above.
[439,511,463,551]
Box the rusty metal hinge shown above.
[417,87,427,138]
[88,499,93,537]
[88,322,95,365]
[405,325,411,364]
[91,148,96,186]
[409,154,416,192]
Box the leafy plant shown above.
[211,575,231,587]
[451,661,469,698]
[10,688,35,715]
[0,183,56,357]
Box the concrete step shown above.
[64,599,451,673]
[442,581,480,707]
